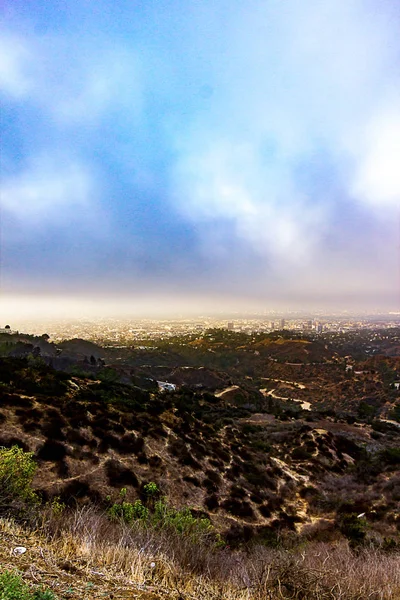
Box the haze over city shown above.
[1,0,399,319]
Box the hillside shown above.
[0,329,399,598]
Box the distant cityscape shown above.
[5,313,400,346]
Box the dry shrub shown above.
[40,506,400,599]
[44,506,246,596]
[250,542,400,600]
[37,439,67,461]
[222,497,256,520]
[204,494,219,511]
[104,458,139,487]
[311,473,380,513]
[383,474,400,502]
[119,433,144,454]
[300,519,340,543]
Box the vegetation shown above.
[0,330,399,599]
[0,570,56,600]
[108,485,214,542]
[0,446,38,508]
[11,510,400,600]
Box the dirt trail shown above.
[39,458,108,490]
[260,388,312,411]
[261,378,306,389]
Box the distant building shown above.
[280,318,285,329]
[0,325,17,334]
[157,381,177,392]
[270,321,275,331]
[227,322,234,330]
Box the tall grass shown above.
[1,446,399,599]
[41,505,400,599]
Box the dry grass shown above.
[2,507,399,600]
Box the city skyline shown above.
[1,0,399,319]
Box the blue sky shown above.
[1,0,399,318]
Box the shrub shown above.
[152,499,213,538]
[204,494,219,510]
[379,447,400,467]
[119,433,144,455]
[37,440,67,461]
[371,420,399,434]
[259,504,272,518]
[389,403,400,423]
[292,446,313,460]
[183,475,200,487]
[251,439,272,453]
[0,446,38,507]
[0,570,57,600]
[49,496,65,516]
[0,570,31,600]
[143,481,160,498]
[105,459,139,487]
[221,498,255,519]
[107,485,213,541]
[58,480,101,505]
[229,485,246,499]
[98,367,120,383]
[33,590,57,600]
[109,499,149,523]
[338,513,368,546]
[358,400,377,420]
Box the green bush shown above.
[0,570,30,600]
[98,367,120,383]
[358,400,377,420]
[108,499,149,523]
[0,570,56,600]
[0,446,38,507]
[33,590,57,600]
[143,482,160,498]
[338,513,367,546]
[152,499,212,538]
[107,484,213,540]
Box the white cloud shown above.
[171,0,400,272]
[48,46,143,126]
[0,34,33,97]
[174,141,324,263]
[0,0,398,306]
[0,30,139,236]
[1,156,96,226]
[0,30,143,126]
[350,107,400,209]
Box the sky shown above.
[0,0,399,319]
